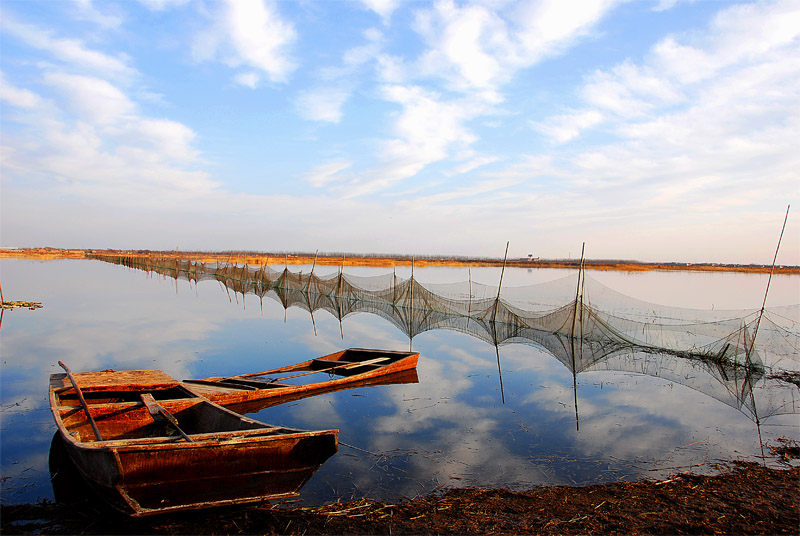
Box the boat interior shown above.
[56,397,281,443]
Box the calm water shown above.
[1,258,798,506]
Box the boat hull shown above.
[50,380,338,516]
[184,348,419,411]
[66,428,336,515]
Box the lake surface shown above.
[1,258,798,506]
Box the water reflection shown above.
[0,258,798,508]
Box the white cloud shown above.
[132,119,200,162]
[0,15,133,79]
[193,0,296,85]
[137,0,191,10]
[447,155,499,176]
[234,71,260,89]
[534,0,800,156]
[301,160,352,188]
[652,0,683,11]
[71,0,124,29]
[44,72,135,124]
[0,73,41,108]
[360,0,399,21]
[411,0,622,96]
[341,0,623,196]
[513,0,621,58]
[533,110,604,143]
[652,1,800,84]
[2,71,215,207]
[295,87,351,123]
[342,85,481,197]
[415,1,513,93]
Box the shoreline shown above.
[2,462,797,535]
[2,248,798,275]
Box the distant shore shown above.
[1,247,798,274]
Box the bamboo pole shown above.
[571,243,586,341]
[569,242,586,431]
[409,257,415,351]
[410,257,415,311]
[495,344,505,405]
[468,266,472,320]
[337,255,345,298]
[492,242,509,324]
[748,205,790,362]
[306,249,318,292]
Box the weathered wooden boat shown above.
[50,365,338,516]
[215,368,420,415]
[183,348,419,411]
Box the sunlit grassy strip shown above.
[3,248,798,274]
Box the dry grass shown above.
[2,248,797,274]
[2,462,797,535]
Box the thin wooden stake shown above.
[748,205,790,361]
[571,243,586,341]
[570,242,586,431]
[492,242,509,323]
[495,344,505,405]
[468,266,473,320]
[306,249,318,292]
[410,257,415,351]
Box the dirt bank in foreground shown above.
[2,462,797,535]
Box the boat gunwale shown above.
[193,348,419,383]
[50,388,336,450]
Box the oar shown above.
[231,357,391,381]
[58,361,103,441]
[140,393,194,442]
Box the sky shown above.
[0,0,798,265]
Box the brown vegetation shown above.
[2,248,797,274]
[1,462,797,535]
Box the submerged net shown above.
[91,254,800,423]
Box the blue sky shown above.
[1,0,798,264]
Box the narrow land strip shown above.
[2,248,798,274]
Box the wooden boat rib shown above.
[183,348,419,410]
[50,369,338,516]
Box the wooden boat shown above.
[215,368,419,415]
[183,348,419,411]
[50,366,338,516]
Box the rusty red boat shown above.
[183,348,419,411]
[50,365,338,516]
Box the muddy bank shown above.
[2,462,797,535]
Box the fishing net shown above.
[90,254,800,423]
[93,255,798,371]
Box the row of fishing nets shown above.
[94,255,799,374]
